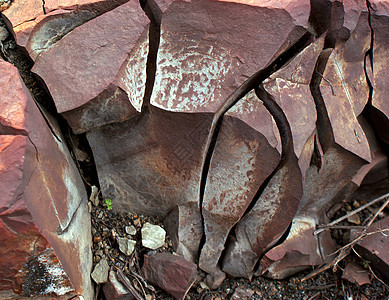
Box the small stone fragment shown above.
[91,258,109,284]
[103,271,133,300]
[231,287,255,300]
[347,213,361,225]
[117,237,136,256]
[142,253,197,299]
[342,261,371,286]
[141,222,166,250]
[90,185,99,206]
[125,225,137,236]
[0,26,8,42]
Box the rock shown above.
[342,261,371,286]
[141,223,166,250]
[117,237,136,256]
[32,0,150,133]
[2,0,129,59]
[0,59,92,298]
[125,226,137,236]
[142,253,197,299]
[91,258,109,284]
[350,216,389,281]
[0,25,8,41]
[89,185,99,206]
[231,287,254,300]
[103,271,134,300]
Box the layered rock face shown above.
[1,0,388,296]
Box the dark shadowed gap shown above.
[139,0,162,114]
[197,31,314,256]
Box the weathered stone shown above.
[231,287,254,300]
[151,0,310,114]
[0,25,8,41]
[1,0,129,58]
[199,91,281,276]
[91,258,109,284]
[87,108,210,260]
[103,271,134,300]
[370,0,389,119]
[0,59,92,298]
[32,0,149,132]
[117,237,136,256]
[141,222,166,250]
[142,253,197,299]
[221,88,303,279]
[342,261,371,286]
[125,225,137,236]
[350,216,389,281]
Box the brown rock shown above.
[350,216,389,281]
[342,261,371,286]
[231,287,254,300]
[142,253,197,300]
[103,271,134,300]
[0,59,92,297]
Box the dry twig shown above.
[302,195,389,281]
[117,268,145,300]
[314,192,389,235]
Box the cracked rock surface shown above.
[1,0,389,298]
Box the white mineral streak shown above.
[121,32,149,112]
[151,31,232,112]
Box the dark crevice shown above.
[198,31,314,256]
[139,0,162,114]
[0,123,28,136]
[42,0,47,14]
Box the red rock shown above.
[32,0,149,125]
[150,0,311,114]
[0,59,92,297]
[350,216,389,281]
[142,253,197,300]
[342,261,371,286]
[231,287,254,300]
[2,0,129,58]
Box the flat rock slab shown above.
[142,253,197,299]
[91,258,109,284]
[350,215,389,281]
[141,222,166,250]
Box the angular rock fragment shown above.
[117,237,136,256]
[142,253,197,300]
[141,222,166,250]
[91,258,109,284]
[231,287,254,300]
[350,215,389,281]
[103,271,134,300]
[32,0,150,133]
[0,59,92,298]
[342,261,371,286]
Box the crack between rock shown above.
[139,0,162,113]
[363,0,375,108]
[42,0,47,14]
[197,31,314,258]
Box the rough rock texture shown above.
[31,0,150,132]
[103,271,134,300]
[0,59,92,297]
[350,216,389,281]
[2,0,389,294]
[142,253,197,299]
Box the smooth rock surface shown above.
[142,253,197,299]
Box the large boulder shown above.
[0,59,92,298]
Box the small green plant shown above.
[104,198,112,210]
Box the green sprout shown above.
[104,198,112,210]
